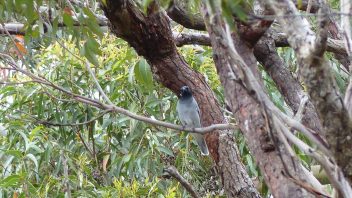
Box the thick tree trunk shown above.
[102,1,260,197]
[270,0,352,181]
[201,2,316,197]
[167,1,326,143]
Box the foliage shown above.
[0,0,349,197]
[0,30,223,197]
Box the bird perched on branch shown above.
[176,86,209,155]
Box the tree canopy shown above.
[1,0,352,197]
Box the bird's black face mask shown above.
[180,86,192,98]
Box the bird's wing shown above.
[192,97,202,127]
[195,98,202,126]
[177,100,187,126]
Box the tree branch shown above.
[269,0,352,192]
[167,0,205,31]
[84,61,114,105]
[272,116,339,198]
[0,80,36,85]
[163,166,200,198]
[76,128,94,157]
[201,0,352,196]
[174,33,210,47]
[201,1,320,196]
[173,31,349,60]
[341,0,352,119]
[0,52,236,134]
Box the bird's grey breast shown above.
[177,97,201,127]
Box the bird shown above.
[176,86,209,155]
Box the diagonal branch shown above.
[0,52,235,134]
[202,0,352,196]
[163,166,200,198]
[202,1,318,197]
[269,0,352,183]
[84,61,113,105]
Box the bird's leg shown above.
[182,125,190,134]
[182,124,186,132]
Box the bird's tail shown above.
[192,133,209,156]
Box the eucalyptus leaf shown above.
[0,175,22,187]
[134,59,154,90]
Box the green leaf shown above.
[3,150,23,158]
[0,175,22,187]
[63,13,74,28]
[52,16,59,34]
[297,0,302,8]
[26,153,39,170]
[156,146,174,157]
[246,155,257,177]
[81,39,101,66]
[27,143,44,153]
[30,125,43,141]
[128,64,135,83]
[134,59,154,90]
[86,38,102,55]
[18,131,29,151]
[122,153,132,163]
[83,8,103,38]
[102,116,113,129]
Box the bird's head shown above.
[180,86,192,98]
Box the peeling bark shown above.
[201,2,316,197]
[270,0,352,182]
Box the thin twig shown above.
[88,121,98,165]
[0,67,16,70]
[76,128,94,157]
[306,0,313,13]
[274,115,352,197]
[84,61,113,105]
[42,91,76,103]
[163,166,200,198]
